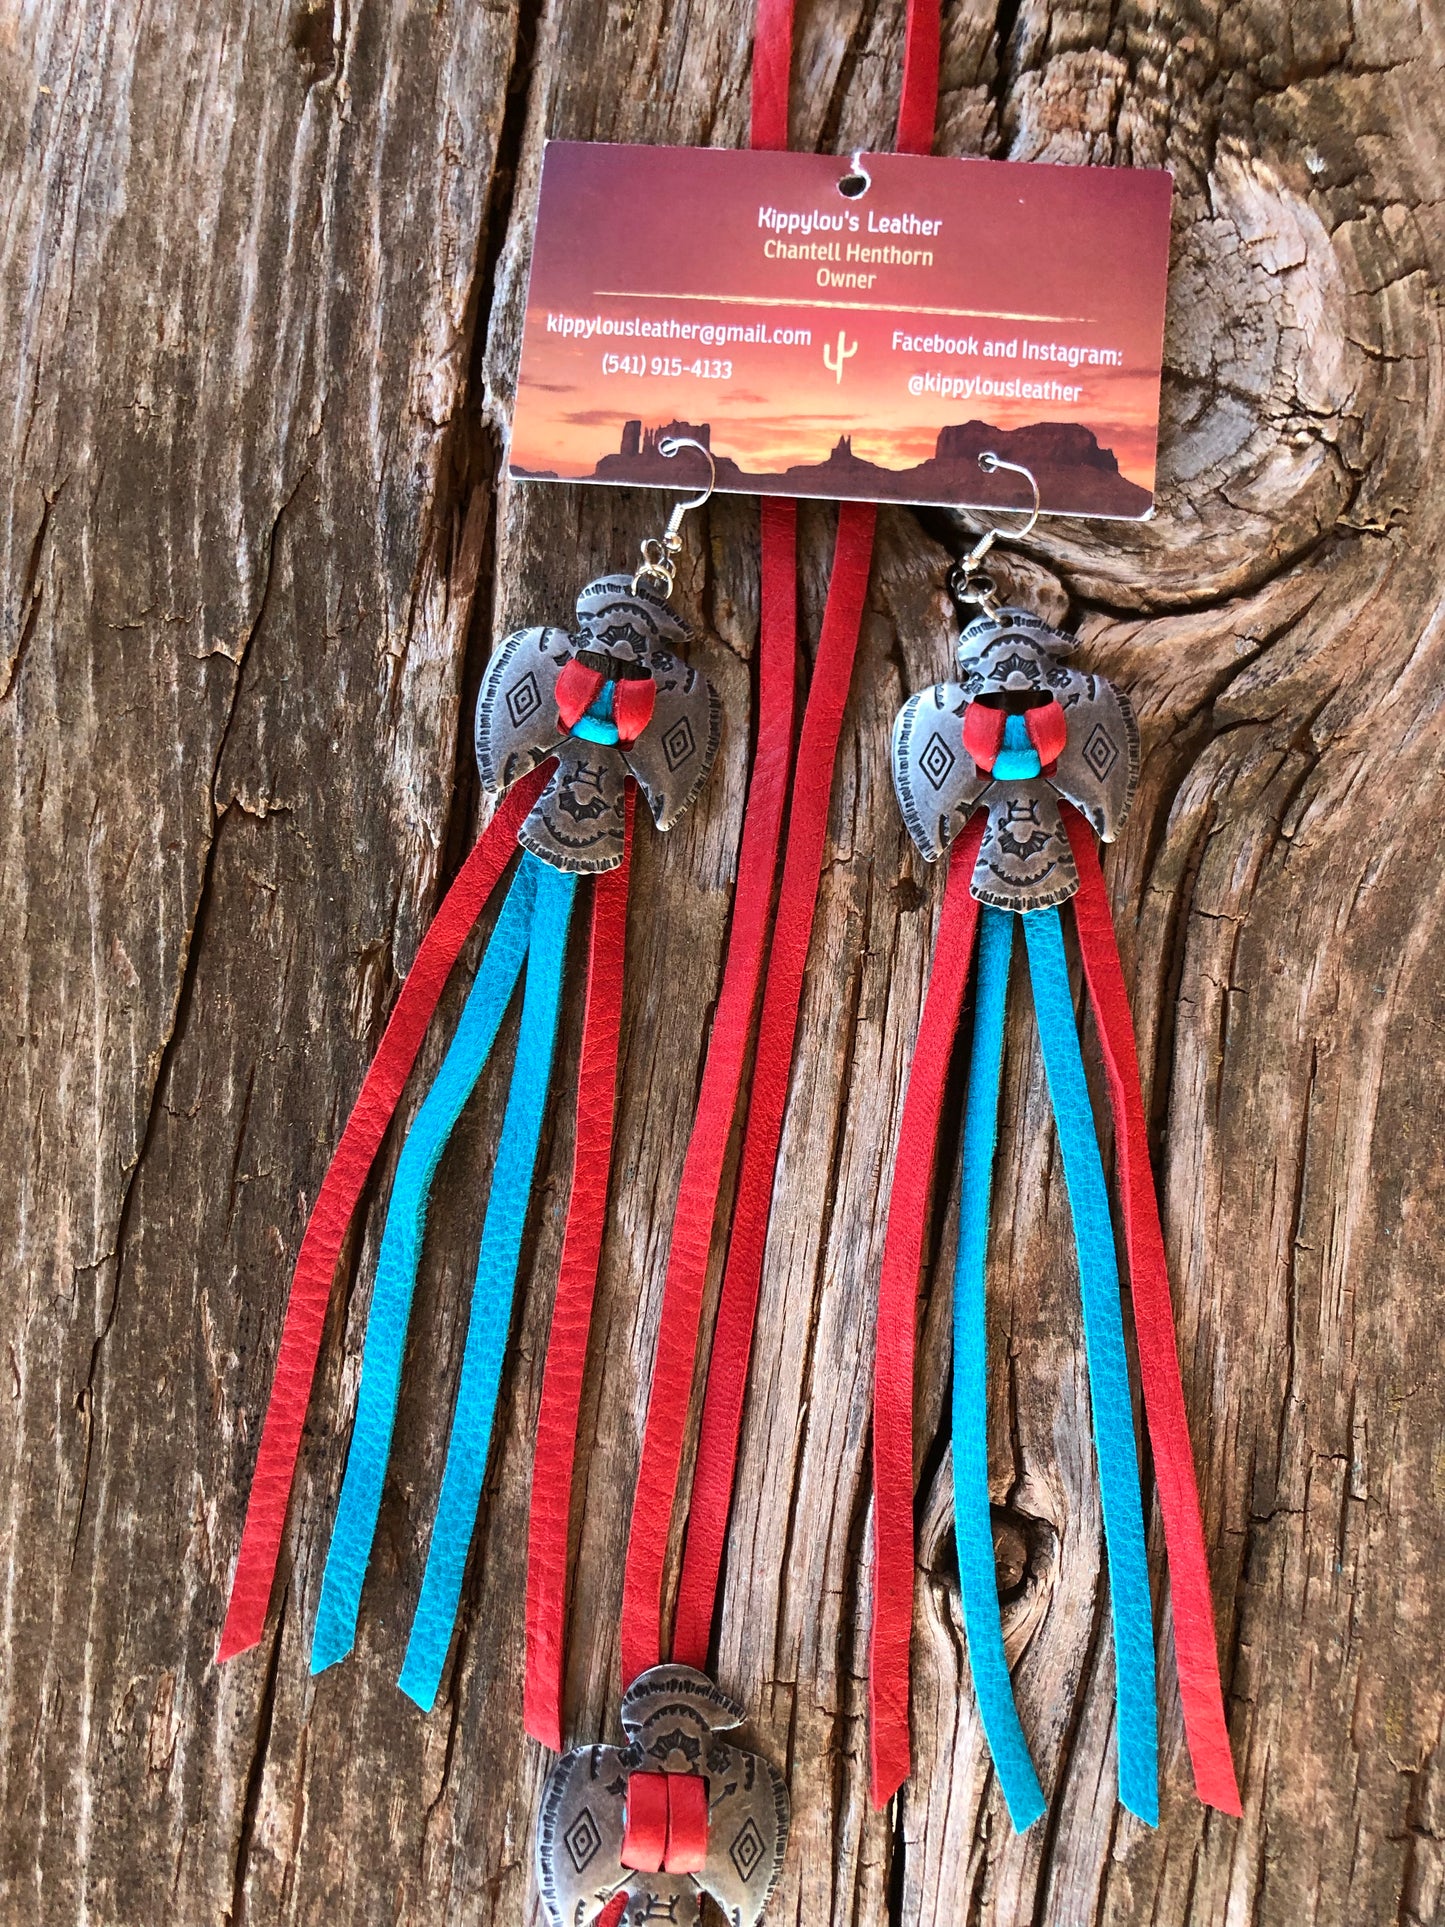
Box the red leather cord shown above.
[622,1772,670,1873]
[620,497,797,1688]
[524,791,635,1750]
[217,763,551,1662]
[598,1897,628,1927]
[869,816,987,1806]
[896,0,942,155]
[750,0,795,149]
[614,1,804,1692]
[664,1775,710,1873]
[757,0,935,158]
[672,501,877,1667]
[620,0,941,1689]
[1062,810,1242,1816]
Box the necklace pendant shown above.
[536,1665,788,1926]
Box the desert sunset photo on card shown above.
[510,143,1174,518]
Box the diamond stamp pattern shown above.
[918,731,957,790]
[506,669,543,728]
[662,715,696,771]
[1082,722,1119,780]
[563,1807,601,1874]
[729,1816,766,1883]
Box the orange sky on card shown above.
[511,144,1173,501]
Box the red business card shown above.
[510,142,1174,520]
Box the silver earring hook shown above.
[633,435,717,595]
[658,435,716,535]
[948,451,1043,613]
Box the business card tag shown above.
[511,142,1173,520]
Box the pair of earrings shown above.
[221,444,1237,1927]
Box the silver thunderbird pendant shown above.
[476,573,721,874]
[536,1665,788,1926]
[892,605,1138,908]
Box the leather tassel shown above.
[218,766,550,1664]
[399,858,580,1708]
[311,856,547,1674]
[1064,809,1242,1815]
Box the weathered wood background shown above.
[3,1,1442,1922]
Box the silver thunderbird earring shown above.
[867,454,1241,1830]
[218,445,724,1729]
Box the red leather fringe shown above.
[218,764,550,1662]
[524,791,635,1750]
[621,0,942,1695]
[1063,810,1241,1815]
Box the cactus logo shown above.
[823,330,859,385]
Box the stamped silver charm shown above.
[476,573,721,874]
[892,605,1138,909]
[536,1665,789,1926]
